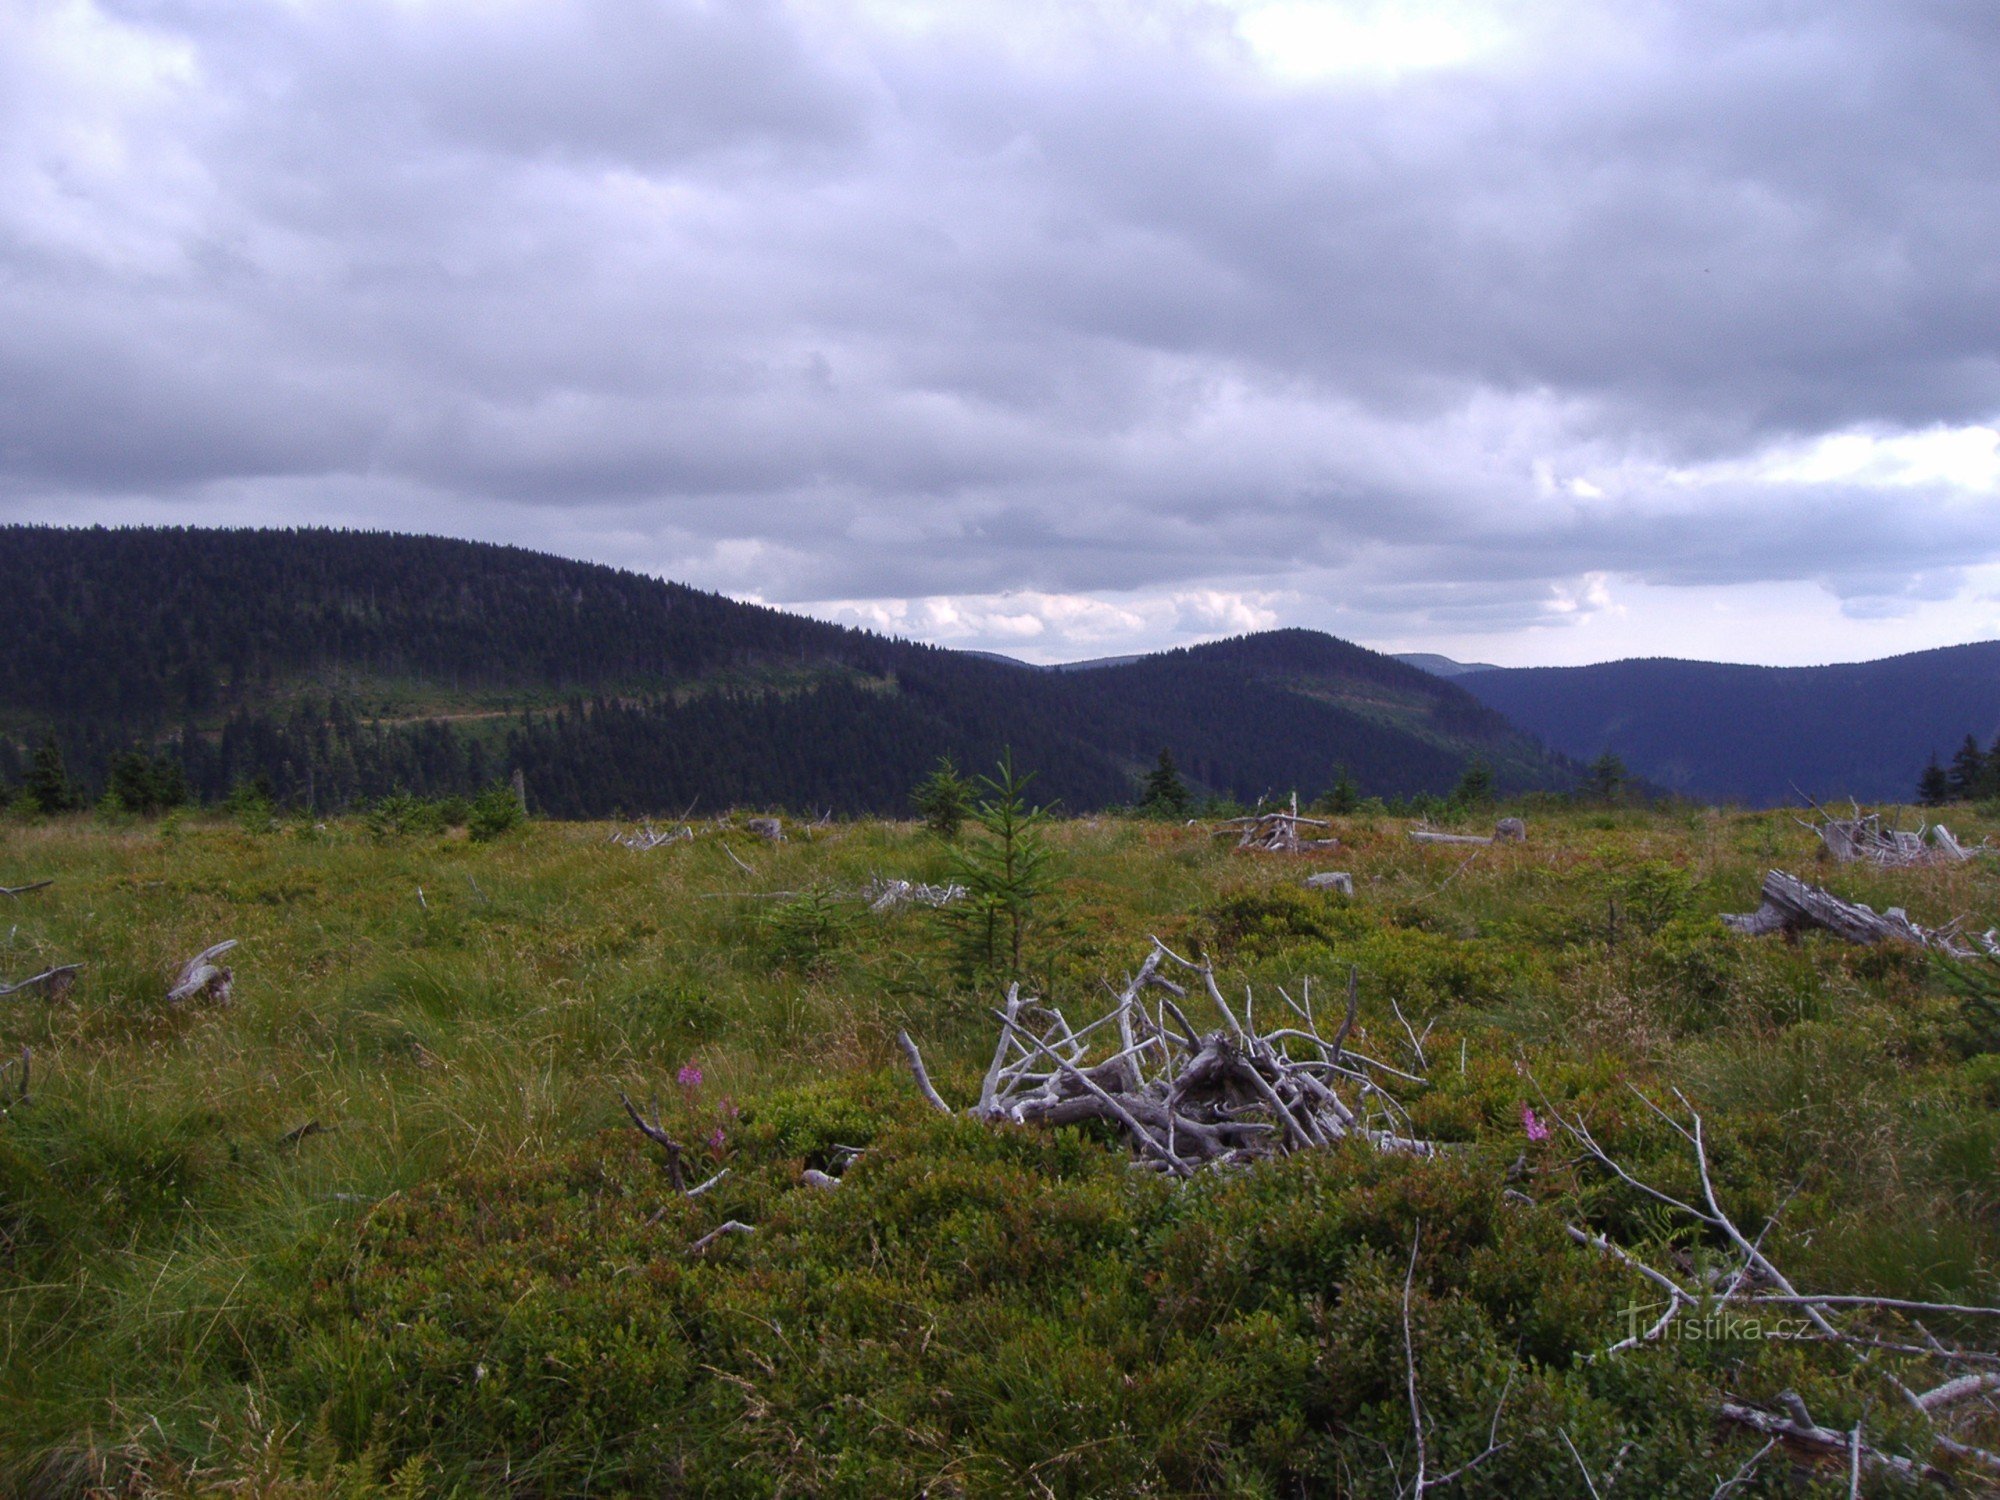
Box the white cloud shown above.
[800,585,1289,659]
[1228,0,1524,81]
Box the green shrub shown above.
[760,887,856,973]
[224,776,277,831]
[362,791,451,839]
[466,781,526,841]
[1608,860,1698,937]
[1203,884,1372,959]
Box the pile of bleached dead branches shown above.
[862,876,966,913]
[607,820,696,850]
[1804,805,1988,868]
[898,939,1435,1176]
[1214,810,1339,852]
[1527,1083,2000,1487]
[1723,869,1999,957]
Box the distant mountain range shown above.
[1391,653,1499,679]
[1423,645,2000,806]
[0,527,1564,815]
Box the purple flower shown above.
[677,1062,703,1090]
[1521,1104,1551,1142]
[707,1126,728,1155]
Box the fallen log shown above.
[1721,870,1992,956]
[1305,871,1354,895]
[1409,830,1491,847]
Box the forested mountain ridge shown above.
[0,524,893,728]
[0,526,1569,814]
[1456,642,2000,806]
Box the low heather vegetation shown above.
[0,798,1995,1495]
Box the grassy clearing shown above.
[0,803,1995,1495]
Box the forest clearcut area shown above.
[2,800,1998,1496]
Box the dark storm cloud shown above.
[3,0,1998,648]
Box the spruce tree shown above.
[24,737,78,814]
[1450,757,1495,808]
[1947,734,1986,802]
[1584,751,1626,802]
[1918,753,1951,807]
[1138,748,1191,818]
[1313,767,1360,816]
[945,750,1059,978]
[912,756,974,839]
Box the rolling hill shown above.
[0,526,1568,815]
[1452,644,2000,806]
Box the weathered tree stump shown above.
[1721,870,1988,956]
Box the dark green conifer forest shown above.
[0,527,1566,815]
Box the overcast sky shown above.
[5,0,1999,666]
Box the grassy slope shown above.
[0,804,1995,1494]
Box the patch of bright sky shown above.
[1537,425,2000,512]
[801,0,1545,79]
[1224,0,1519,79]
[1745,424,2000,492]
[1389,568,2000,669]
[801,586,1285,660]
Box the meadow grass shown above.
[0,803,1994,1495]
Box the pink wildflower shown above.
[1521,1103,1551,1142]
[707,1126,728,1156]
[677,1062,704,1090]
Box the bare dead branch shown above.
[896,1030,952,1115]
[687,1167,729,1198]
[0,1045,28,1105]
[0,964,81,999]
[1710,1437,1776,1498]
[1746,1294,2000,1320]
[1915,1372,2000,1412]
[1401,1225,1429,1493]
[619,1091,688,1192]
[688,1220,755,1256]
